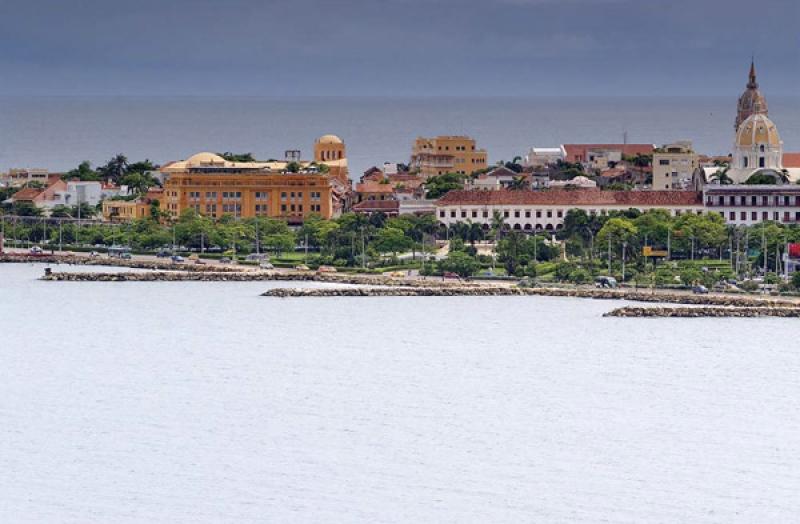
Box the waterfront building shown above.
[703,185,800,226]
[410,135,488,177]
[159,135,352,222]
[435,190,703,231]
[653,141,699,190]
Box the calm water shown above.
[1,263,799,522]
[1,96,799,177]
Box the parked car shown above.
[194,259,207,265]
[259,261,274,270]
[120,253,133,260]
[206,246,223,253]
[317,265,337,273]
[442,271,461,280]
[219,257,232,264]
[246,253,267,262]
[294,264,310,271]
[692,285,709,294]
[170,255,185,263]
[156,250,171,258]
[29,246,44,255]
[595,276,618,289]
[89,251,101,258]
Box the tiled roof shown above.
[436,189,703,207]
[11,188,44,201]
[352,200,400,212]
[355,182,395,194]
[783,153,800,168]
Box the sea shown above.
[1,96,799,177]
[1,262,799,522]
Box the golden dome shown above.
[316,134,344,145]
[735,114,781,148]
[185,152,226,166]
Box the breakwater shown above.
[1,254,242,272]
[605,306,800,318]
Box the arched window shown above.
[743,157,749,168]
[759,157,765,168]
[760,145,765,153]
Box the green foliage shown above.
[438,251,479,278]
[791,272,800,290]
[65,161,99,181]
[744,173,778,185]
[219,152,256,162]
[425,172,464,199]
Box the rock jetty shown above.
[605,306,800,318]
[1,254,241,272]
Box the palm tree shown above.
[490,210,505,241]
[508,176,528,191]
[710,167,733,185]
[99,154,129,181]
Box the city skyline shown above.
[1,0,798,97]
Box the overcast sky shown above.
[1,0,798,96]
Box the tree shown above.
[373,227,412,257]
[98,154,129,181]
[65,161,99,181]
[507,176,528,190]
[286,161,301,173]
[710,167,733,185]
[425,172,464,199]
[121,172,158,195]
[219,152,255,162]
[438,251,479,278]
[791,271,800,290]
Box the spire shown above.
[748,58,758,88]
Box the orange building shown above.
[410,135,488,177]
[160,135,351,222]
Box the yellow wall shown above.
[411,136,488,177]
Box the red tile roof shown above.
[563,143,654,162]
[352,200,400,212]
[11,188,44,201]
[355,182,395,194]
[436,189,702,207]
[783,153,800,168]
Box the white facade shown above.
[524,147,564,168]
[703,185,800,226]
[46,181,103,209]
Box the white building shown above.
[524,147,564,168]
[703,185,800,226]
[436,190,704,231]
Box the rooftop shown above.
[436,189,703,207]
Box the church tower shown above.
[735,60,768,131]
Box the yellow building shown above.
[410,135,488,177]
[159,135,351,222]
[102,199,153,222]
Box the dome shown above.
[735,114,781,148]
[317,134,343,145]
[185,152,226,166]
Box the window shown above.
[557,210,563,218]
[751,212,757,220]
[503,211,509,218]
[659,159,670,165]
[461,211,467,218]
[729,212,735,220]
[471,210,477,218]
[439,210,445,218]
[536,211,542,218]
[744,157,749,168]
[205,191,217,199]
[546,210,552,218]
[740,211,746,220]
[482,211,488,218]
[525,211,531,218]
[450,211,456,218]
[514,211,520,218]
[255,191,269,200]
[763,211,768,220]
[759,157,765,168]
[281,192,287,199]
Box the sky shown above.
[0,0,798,97]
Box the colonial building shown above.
[653,141,698,190]
[410,135,488,177]
[703,185,800,226]
[160,135,351,222]
[436,190,704,231]
[102,189,162,222]
[562,143,654,165]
